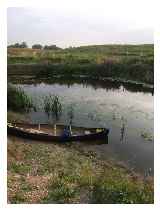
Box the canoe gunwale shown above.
[7,123,109,143]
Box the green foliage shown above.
[7,111,30,123]
[43,179,77,203]
[43,45,61,50]
[90,175,153,203]
[141,131,153,141]
[8,56,36,64]
[8,138,154,204]
[7,84,34,112]
[43,94,62,120]
[11,193,26,204]
[9,162,32,174]
[32,44,43,49]
[8,44,154,84]
[8,42,28,48]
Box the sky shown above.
[7,1,154,48]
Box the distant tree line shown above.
[43,45,61,50]
[7,42,61,50]
[7,42,28,48]
[32,44,61,50]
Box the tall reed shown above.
[44,94,62,120]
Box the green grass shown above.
[7,111,30,123]
[90,173,153,203]
[9,162,32,174]
[7,84,35,112]
[8,137,153,204]
[10,193,26,204]
[141,131,153,141]
[43,179,78,203]
[8,44,154,84]
[43,94,62,120]
[8,44,153,63]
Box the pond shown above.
[11,77,154,176]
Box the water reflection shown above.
[9,77,153,175]
[120,117,126,142]
[9,75,154,95]
[67,104,75,126]
[77,135,109,145]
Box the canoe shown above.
[7,123,109,143]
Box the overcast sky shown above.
[7,2,153,48]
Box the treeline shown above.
[7,42,28,49]
[7,42,61,50]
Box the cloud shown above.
[7,6,153,48]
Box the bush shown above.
[32,44,43,49]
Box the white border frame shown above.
[0,0,158,208]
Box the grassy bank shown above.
[7,44,154,84]
[8,136,153,204]
[7,85,35,112]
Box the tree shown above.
[14,43,20,48]
[43,45,61,50]
[7,42,28,48]
[20,42,28,48]
[32,44,43,49]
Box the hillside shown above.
[7,44,154,84]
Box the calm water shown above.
[13,78,154,175]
